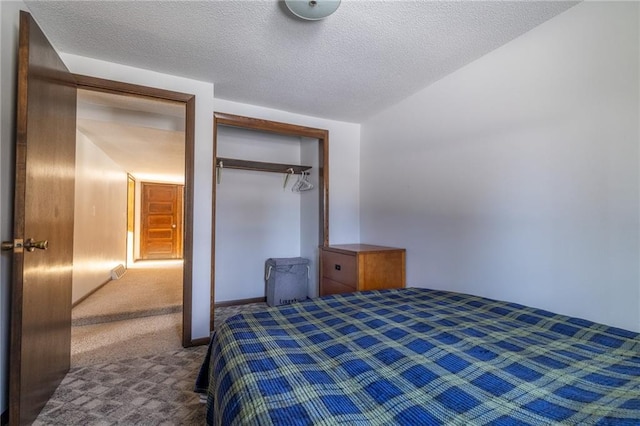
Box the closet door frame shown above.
[211,112,329,331]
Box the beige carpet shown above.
[72,261,183,326]
[72,312,184,367]
[71,261,184,367]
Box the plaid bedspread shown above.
[197,288,640,425]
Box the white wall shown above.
[215,127,303,302]
[213,100,360,303]
[30,55,360,340]
[300,137,321,297]
[214,99,361,246]
[54,58,360,332]
[360,2,639,332]
[60,54,215,340]
[72,131,128,303]
[0,0,29,415]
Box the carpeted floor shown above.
[49,262,270,424]
[71,261,184,367]
[72,312,184,367]
[72,261,183,326]
[34,346,208,426]
[37,303,269,425]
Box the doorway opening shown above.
[69,76,196,366]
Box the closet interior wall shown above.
[215,126,320,302]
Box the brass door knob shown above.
[24,239,48,252]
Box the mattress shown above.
[196,288,640,425]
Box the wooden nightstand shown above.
[319,244,406,296]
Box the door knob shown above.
[1,238,48,252]
[172,224,177,229]
[24,239,48,252]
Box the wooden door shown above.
[8,11,77,425]
[141,183,183,259]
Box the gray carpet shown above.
[34,346,207,426]
[37,303,269,425]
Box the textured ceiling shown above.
[27,1,578,123]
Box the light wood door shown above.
[141,182,183,259]
[8,11,77,425]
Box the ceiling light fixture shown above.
[284,0,341,21]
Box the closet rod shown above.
[216,157,312,174]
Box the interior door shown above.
[141,182,183,259]
[8,11,77,425]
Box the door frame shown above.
[126,173,135,267]
[211,112,329,331]
[74,74,196,346]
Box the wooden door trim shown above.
[74,74,194,103]
[10,12,31,423]
[177,185,184,258]
[211,112,329,332]
[214,112,329,140]
[126,174,135,268]
[73,74,197,347]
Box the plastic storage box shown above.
[265,257,309,307]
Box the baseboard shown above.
[188,336,210,347]
[72,305,182,327]
[214,296,266,308]
[1,408,8,426]
[72,277,112,308]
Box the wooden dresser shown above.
[320,244,406,296]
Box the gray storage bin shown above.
[265,257,309,307]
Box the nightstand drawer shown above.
[321,278,354,295]
[321,251,356,287]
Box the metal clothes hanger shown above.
[283,168,295,190]
[292,171,313,192]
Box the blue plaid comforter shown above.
[197,288,640,425]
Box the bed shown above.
[195,288,640,425]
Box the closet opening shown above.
[211,113,328,331]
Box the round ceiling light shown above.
[285,0,341,21]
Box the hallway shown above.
[71,260,183,367]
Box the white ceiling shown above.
[77,89,186,182]
[79,89,185,120]
[26,1,578,123]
